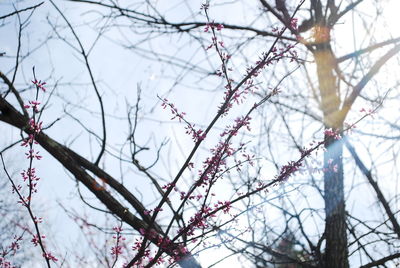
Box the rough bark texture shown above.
[314,42,349,268]
[323,135,348,268]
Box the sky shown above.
[1,0,400,267]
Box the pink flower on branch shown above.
[25,149,42,160]
[24,100,41,112]
[161,98,206,142]
[0,257,16,268]
[42,252,58,262]
[111,245,123,256]
[28,118,43,134]
[277,161,303,182]
[204,21,224,32]
[21,134,37,147]
[31,234,46,247]
[9,235,22,254]
[32,79,46,92]
[290,18,298,30]
[111,225,125,259]
[324,128,341,140]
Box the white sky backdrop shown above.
[1,0,400,267]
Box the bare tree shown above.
[1,0,400,268]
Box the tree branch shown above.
[345,138,400,238]
[340,44,400,121]
[0,2,44,20]
[359,253,400,268]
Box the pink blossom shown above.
[31,235,39,246]
[111,245,123,256]
[28,118,43,133]
[324,128,341,140]
[0,257,16,268]
[43,252,58,262]
[32,79,46,92]
[25,149,42,160]
[291,18,298,30]
[24,101,41,112]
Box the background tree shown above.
[1,0,400,267]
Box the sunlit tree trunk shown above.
[314,36,349,268]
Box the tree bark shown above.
[323,134,348,268]
[314,42,349,268]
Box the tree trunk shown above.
[323,134,348,268]
[314,43,349,268]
